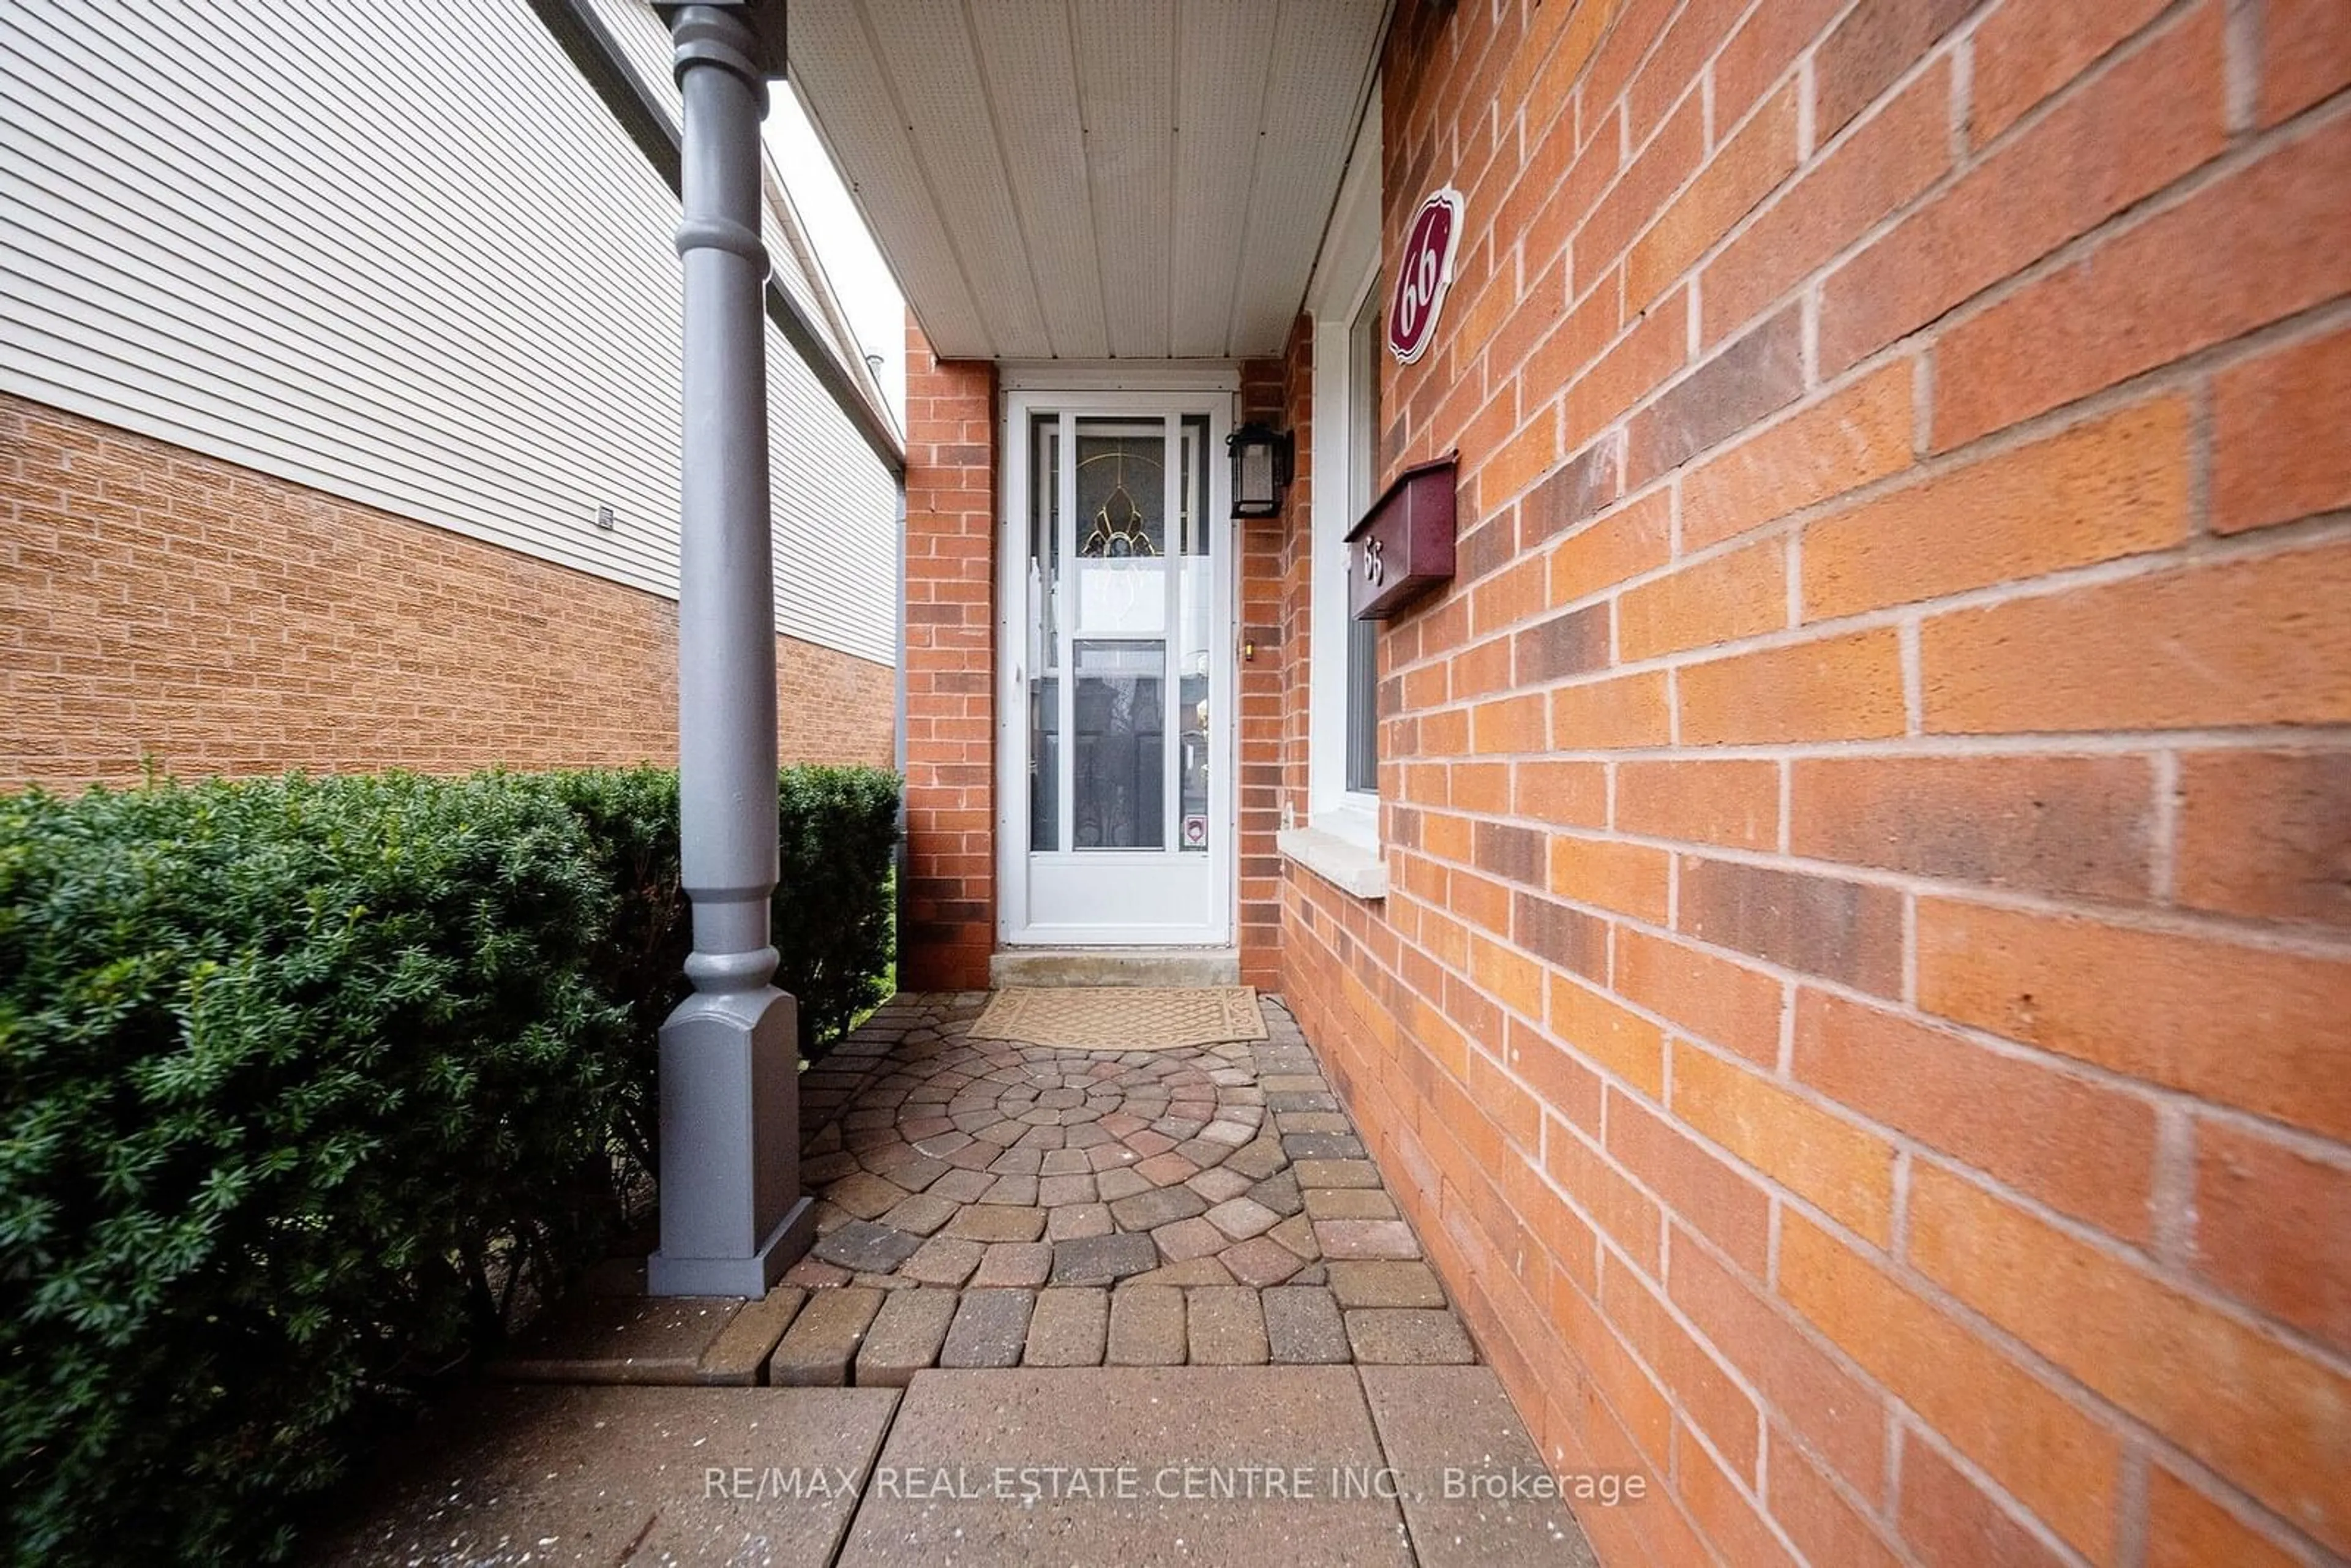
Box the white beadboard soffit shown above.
[789,0,1392,361]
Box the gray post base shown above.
[648,1199,814,1297]
[647,986,814,1296]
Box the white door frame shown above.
[996,388,1239,947]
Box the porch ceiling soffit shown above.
[789,0,1392,362]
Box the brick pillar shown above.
[899,318,997,990]
[1235,348,1297,987]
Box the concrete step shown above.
[988,947,1241,987]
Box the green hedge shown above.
[550,764,900,1168]
[0,764,898,1566]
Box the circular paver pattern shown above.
[787,993,1468,1371]
[850,1037,1264,1179]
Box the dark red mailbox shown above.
[1346,454,1459,619]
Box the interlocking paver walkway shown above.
[323,990,1599,1565]
[782,991,1474,1368]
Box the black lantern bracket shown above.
[1228,422,1295,518]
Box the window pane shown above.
[1031,675,1059,849]
[1178,419,1212,849]
[1030,416,1062,849]
[1074,422,1167,635]
[1073,639,1164,849]
[1346,617,1378,794]
[1344,283,1382,795]
[1032,415,1060,658]
[1179,665,1209,848]
[1349,288,1380,514]
[1182,414,1212,557]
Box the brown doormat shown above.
[968,986,1269,1051]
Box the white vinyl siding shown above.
[579,0,842,347]
[0,0,900,667]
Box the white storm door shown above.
[1000,395,1234,946]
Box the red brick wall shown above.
[1274,323,1320,877]
[1278,2,2351,1566]
[899,324,998,990]
[0,394,894,787]
[1238,349,1299,985]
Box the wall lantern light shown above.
[1228,423,1294,518]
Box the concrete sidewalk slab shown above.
[1362,1366,1600,1567]
[835,1367,1412,1566]
[316,1384,897,1567]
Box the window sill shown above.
[1278,823,1388,900]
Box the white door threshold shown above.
[989,948,1243,988]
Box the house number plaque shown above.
[1388,188,1464,366]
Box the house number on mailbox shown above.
[1344,455,1460,620]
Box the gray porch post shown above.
[647,0,812,1297]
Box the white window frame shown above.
[1304,88,1384,855]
